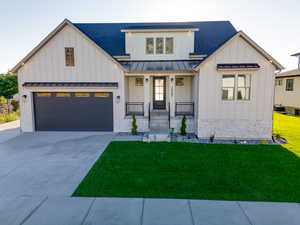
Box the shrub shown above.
[0,110,20,124]
[131,114,138,135]
[180,115,187,136]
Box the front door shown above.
[153,77,166,109]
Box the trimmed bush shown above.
[131,114,138,135]
[180,115,187,136]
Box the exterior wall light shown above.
[171,78,174,82]
[22,94,27,99]
[145,78,149,82]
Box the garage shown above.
[33,92,113,131]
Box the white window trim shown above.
[145,37,174,56]
[221,73,252,101]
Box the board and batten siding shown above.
[125,32,194,60]
[18,24,126,132]
[197,36,276,139]
[126,77,144,102]
[275,77,300,109]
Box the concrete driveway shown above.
[0,123,114,197]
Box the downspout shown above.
[272,69,282,141]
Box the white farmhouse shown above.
[275,53,300,116]
[12,19,283,140]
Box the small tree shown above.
[131,114,138,135]
[180,115,187,136]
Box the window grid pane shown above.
[237,74,251,100]
[156,38,164,54]
[146,38,154,54]
[65,48,74,66]
[286,79,294,91]
[166,37,174,54]
[222,75,235,100]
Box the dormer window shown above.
[166,38,174,54]
[146,38,154,54]
[156,38,164,54]
[145,37,174,55]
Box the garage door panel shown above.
[34,92,113,131]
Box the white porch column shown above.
[144,75,150,117]
[169,74,175,117]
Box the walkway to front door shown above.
[153,77,166,110]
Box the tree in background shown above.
[0,74,18,114]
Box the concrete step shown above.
[150,120,169,130]
[143,132,170,142]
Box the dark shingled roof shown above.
[23,82,118,87]
[120,60,202,71]
[73,21,237,57]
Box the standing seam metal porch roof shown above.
[120,60,203,71]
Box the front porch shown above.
[124,74,197,132]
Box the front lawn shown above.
[73,114,300,202]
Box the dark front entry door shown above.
[153,77,166,109]
[33,92,113,131]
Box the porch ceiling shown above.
[119,60,202,72]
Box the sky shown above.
[0,0,300,73]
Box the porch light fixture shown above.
[145,78,149,82]
[171,78,174,82]
[22,94,27,99]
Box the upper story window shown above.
[146,37,174,55]
[166,37,174,54]
[286,79,294,91]
[222,74,251,101]
[65,47,74,66]
[146,38,154,54]
[156,38,164,54]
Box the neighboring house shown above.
[11,19,283,140]
[275,53,300,116]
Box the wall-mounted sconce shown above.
[171,78,174,82]
[116,95,120,103]
[22,94,27,100]
[145,78,149,82]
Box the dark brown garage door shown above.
[33,92,113,131]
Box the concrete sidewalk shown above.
[1,197,300,225]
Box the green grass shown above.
[274,112,300,156]
[73,113,300,202]
[0,110,20,124]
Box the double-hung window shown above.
[222,74,251,101]
[146,38,154,54]
[65,47,74,66]
[165,37,174,54]
[222,75,235,100]
[156,38,164,54]
[286,79,294,91]
[237,74,251,100]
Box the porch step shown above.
[143,132,170,142]
[149,118,169,131]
